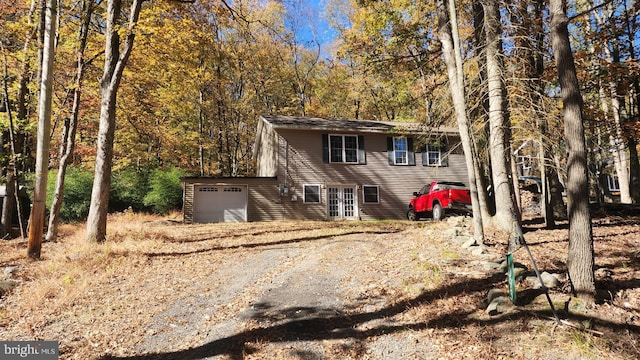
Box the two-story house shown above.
[181,115,469,223]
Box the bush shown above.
[143,167,185,214]
[110,167,149,212]
[46,167,93,222]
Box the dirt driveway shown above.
[128,221,448,359]
[1,216,639,359]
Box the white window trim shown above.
[425,145,442,166]
[362,185,380,204]
[393,137,409,165]
[330,134,359,164]
[607,175,620,192]
[303,184,322,203]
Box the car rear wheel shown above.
[432,203,444,221]
[407,208,420,221]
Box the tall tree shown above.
[550,0,595,302]
[27,0,57,258]
[46,0,96,242]
[483,0,523,249]
[436,0,484,245]
[1,0,39,240]
[85,0,143,243]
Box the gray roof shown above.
[259,115,459,135]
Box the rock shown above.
[523,272,561,289]
[0,279,18,297]
[461,238,477,249]
[470,246,485,256]
[512,267,528,280]
[540,272,560,288]
[487,295,512,316]
[483,261,502,271]
[3,266,18,279]
[487,288,506,303]
[498,260,509,273]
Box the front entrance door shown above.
[327,186,358,220]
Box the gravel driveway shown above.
[125,224,447,359]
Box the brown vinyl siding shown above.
[275,129,468,220]
[183,115,468,223]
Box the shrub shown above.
[143,167,185,214]
[46,167,93,222]
[110,167,149,212]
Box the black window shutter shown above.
[322,134,329,163]
[387,137,394,165]
[358,135,366,164]
[408,137,415,166]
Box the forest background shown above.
[0,0,639,231]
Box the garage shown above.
[193,184,248,223]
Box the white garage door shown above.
[193,185,247,223]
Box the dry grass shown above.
[0,213,639,359]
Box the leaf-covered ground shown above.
[0,210,639,359]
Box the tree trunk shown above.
[548,159,567,220]
[436,0,484,245]
[628,138,640,203]
[1,47,15,239]
[86,0,142,243]
[27,0,57,258]
[46,0,94,242]
[483,0,523,250]
[624,1,640,203]
[550,0,595,302]
[1,172,15,239]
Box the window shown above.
[387,136,415,165]
[224,187,243,192]
[329,135,359,163]
[362,185,379,203]
[198,187,218,192]
[330,135,344,162]
[425,145,442,166]
[303,184,321,203]
[394,137,408,165]
[421,143,448,167]
[607,175,620,193]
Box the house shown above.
[181,115,469,223]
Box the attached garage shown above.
[193,184,248,223]
[182,177,282,223]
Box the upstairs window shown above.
[323,134,366,164]
[387,137,415,165]
[394,137,408,165]
[421,142,448,167]
[424,145,443,166]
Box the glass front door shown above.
[327,186,357,220]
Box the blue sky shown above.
[284,0,338,60]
